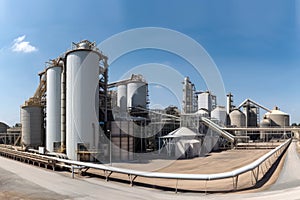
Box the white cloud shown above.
[11,35,37,53]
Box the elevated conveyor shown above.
[200,117,235,143]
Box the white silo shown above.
[117,84,127,113]
[127,75,147,110]
[211,106,227,126]
[46,63,62,152]
[265,107,290,127]
[229,109,246,127]
[66,40,100,161]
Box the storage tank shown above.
[195,108,209,117]
[265,107,289,127]
[21,105,43,148]
[117,84,127,113]
[127,81,147,109]
[66,40,100,161]
[46,64,62,152]
[211,106,227,125]
[260,117,272,141]
[243,105,257,127]
[229,109,246,127]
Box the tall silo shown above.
[66,40,100,161]
[117,84,127,113]
[46,63,62,152]
[21,104,44,148]
[211,106,227,126]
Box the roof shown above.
[266,109,288,116]
[161,127,203,138]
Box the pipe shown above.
[60,59,66,153]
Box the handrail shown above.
[52,138,291,181]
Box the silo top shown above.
[230,109,245,116]
[195,108,209,115]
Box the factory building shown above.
[182,77,197,114]
[15,40,292,163]
[197,91,217,113]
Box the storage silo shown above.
[46,63,62,152]
[117,84,127,113]
[229,109,246,127]
[66,40,100,161]
[127,80,147,109]
[265,107,289,127]
[211,106,227,125]
[243,105,258,127]
[260,117,271,141]
[21,104,43,148]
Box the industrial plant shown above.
[0,39,295,163]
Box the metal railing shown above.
[51,138,291,192]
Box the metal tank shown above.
[66,40,100,161]
[21,105,43,148]
[211,106,227,126]
[117,84,127,113]
[127,80,147,109]
[195,108,209,117]
[265,107,289,127]
[243,105,258,127]
[260,117,271,141]
[229,109,246,127]
[46,63,62,152]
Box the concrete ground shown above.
[0,141,298,199]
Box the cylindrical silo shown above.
[265,107,290,127]
[66,40,100,161]
[21,105,43,148]
[127,81,147,109]
[46,64,62,152]
[229,109,246,128]
[211,106,227,126]
[260,117,271,141]
[243,105,257,127]
[117,84,127,113]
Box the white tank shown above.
[195,108,209,117]
[66,41,100,161]
[229,109,246,127]
[265,108,290,127]
[211,106,227,125]
[21,105,43,148]
[127,82,147,109]
[117,84,127,113]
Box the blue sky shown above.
[0,0,300,126]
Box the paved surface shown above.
[0,141,299,199]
